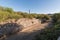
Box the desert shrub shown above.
[35,27,59,40]
[35,13,60,40]
[52,13,60,23]
[43,15,50,20]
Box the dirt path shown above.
[5,22,49,40]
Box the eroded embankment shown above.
[0,18,51,40]
[5,21,49,40]
[0,18,41,40]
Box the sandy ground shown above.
[5,22,49,40]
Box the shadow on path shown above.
[4,22,51,40]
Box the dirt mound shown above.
[0,18,41,40]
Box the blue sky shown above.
[0,0,60,14]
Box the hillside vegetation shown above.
[35,13,60,40]
[0,6,50,22]
[1,6,60,40]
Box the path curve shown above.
[5,22,49,40]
